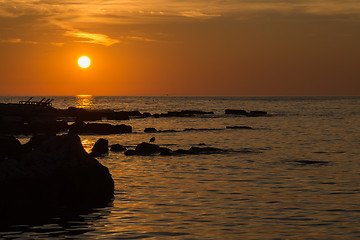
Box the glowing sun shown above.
[78,56,91,68]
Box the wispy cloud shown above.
[125,35,158,42]
[0,38,38,44]
[180,11,221,18]
[65,29,120,46]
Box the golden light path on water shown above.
[76,95,94,109]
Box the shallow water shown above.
[1,96,360,239]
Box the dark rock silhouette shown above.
[110,144,127,152]
[135,142,161,153]
[90,138,109,156]
[294,160,329,165]
[225,109,247,115]
[174,146,226,155]
[124,142,172,156]
[144,127,158,133]
[248,111,268,116]
[226,126,253,129]
[149,137,156,142]
[156,110,214,118]
[69,121,132,134]
[122,142,228,156]
[0,135,21,159]
[0,134,114,218]
[183,128,222,131]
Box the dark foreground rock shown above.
[0,134,114,218]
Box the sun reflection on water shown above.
[76,95,93,109]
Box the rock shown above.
[174,146,226,155]
[183,128,222,131]
[0,135,21,159]
[294,160,329,165]
[144,127,158,133]
[225,109,248,115]
[142,112,151,117]
[110,144,127,152]
[90,138,109,156]
[107,112,130,120]
[22,134,55,152]
[69,121,132,134]
[135,142,161,154]
[0,134,114,218]
[124,149,137,156]
[226,126,253,129]
[160,147,173,156]
[161,110,214,117]
[248,111,267,116]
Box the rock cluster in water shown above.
[120,142,228,156]
[0,134,114,217]
[0,100,268,135]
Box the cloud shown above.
[0,38,38,44]
[180,11,221,18]
[65,29,120,46]
[125,35,158,42]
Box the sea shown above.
[0,95,359,239]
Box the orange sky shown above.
[0,0,359,95]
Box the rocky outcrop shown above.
[69,121,132,134]
[0,134,114,217]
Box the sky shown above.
[0,0,359,96]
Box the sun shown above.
[78,56,91,68]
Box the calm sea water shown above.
[1,96,360,239]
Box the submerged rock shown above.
[0,134,114,217]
